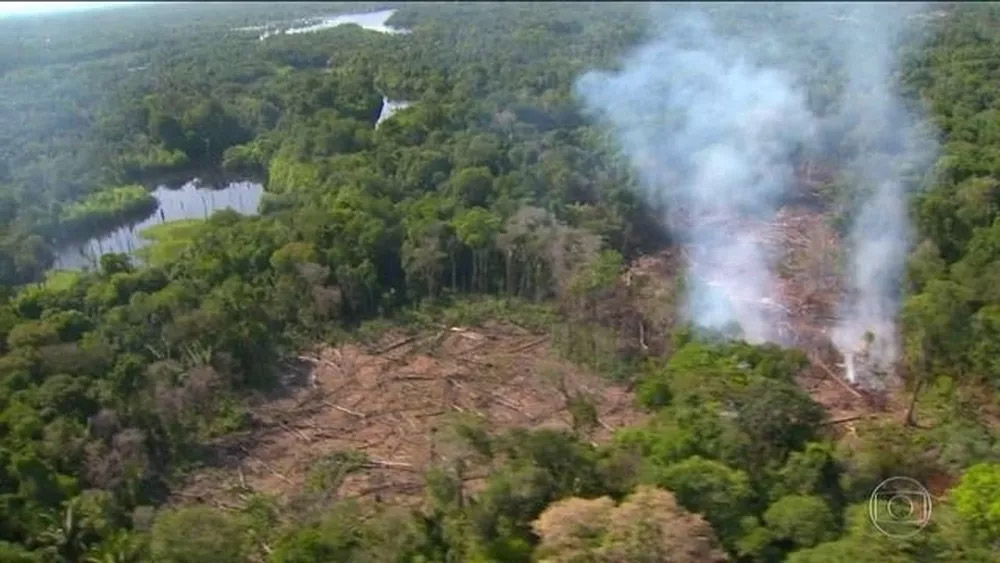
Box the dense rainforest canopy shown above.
[0,2,999,562]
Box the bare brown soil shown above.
[173,322,645,510]
[627,201,896,432]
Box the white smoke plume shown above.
[823,3,938,387]
[575,7,817,344]
[575,3,936,386]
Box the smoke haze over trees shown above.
[575,3,939,388]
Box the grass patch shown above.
[349,295,560,346]
[552,321,638,381]
[403,294,560,332]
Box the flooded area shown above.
[253,9,408,40]
[53,179,263,271]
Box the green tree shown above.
[149,506,250,563]
[953,462,1000,542]
[763,495,837,549]
[652,456,754,543]
[453,207,502,291]
[449,167,495,208]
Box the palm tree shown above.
[38,506,87,562]
[84,530,146,563]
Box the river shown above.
[254,8,408,40]
[53,179,263,271]
[376,97,411,128]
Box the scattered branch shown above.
[813,358,865,399]
[507,335,549,354]
[322,401,365,418]
[821,414,872,425]
[375,335,420,355]
[363,459,415,470]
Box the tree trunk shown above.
[904,374,924,427]
[451,254,457,292]
[505,249,514,295]
[477,250,487,292]
[471,252,478,292]
[905,337,931,427]
[905,335,933,427]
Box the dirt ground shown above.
[629,202,896,431]
[173,322,645,510]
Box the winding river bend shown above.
[53,179,263,271]
[253,8,408,40]
[55,9,413,271]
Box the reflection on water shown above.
[53,179,263,271]
[258,9,408,39]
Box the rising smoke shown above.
[575,3,936,386]
[822,3,938,386]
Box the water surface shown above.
[54,179,263,270]
[376,97,412,128]
[257,9,408,40]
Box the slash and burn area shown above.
[173,4,930,518]
[172,193,899,511]
[173,321,644,509]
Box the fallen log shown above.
[363,459,415,470]
[488,391,525,413]
[813,358,865,400]
[279,421,312,443]
[296,355,339,372]
[821,414,872,426]
[238,446,292,485]
[322,401,365,418]
[375,335,420,355]
[392,374,442,382]
[507,335,550,354]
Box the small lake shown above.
[257,9,409,40]
[53,179,263,271]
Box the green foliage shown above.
[903,4,1000,389]
[149,506,250,563]
[136,220,207,268]
[651,456,753,542]
[55,186,157,241]
[763,495,837,549]
[953,462,1000,541]
[787,501,997,563]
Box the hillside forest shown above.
[1,2,1000,562]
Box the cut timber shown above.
[322,401,365,418]
[363,459,415,470]
[488,390,526,413]
[239,446,292,485]
[507,336,549,354]
[173,321,645,509]
[296,355,339,373]
[279,421,311,443]
[813,358,865,400]
[821,414,873,425]
[374,335,420,355]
